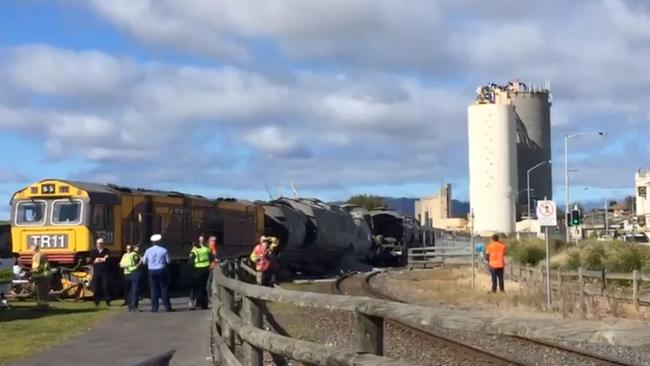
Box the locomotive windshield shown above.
[15,201,46,226]
[52,200,83,225]
[14,199,85,226]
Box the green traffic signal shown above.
[571,209,581,225]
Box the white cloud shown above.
[1,0,649,198]
[0,45,467,192]
[242,126,303,157]
[2,45,138,98]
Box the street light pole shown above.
[604,200,609,237]
[564,131,607,243]
[527,160,551,220]
[565,136,570,243]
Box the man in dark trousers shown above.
[90,238,111,306]
[142,234,174,312]
[485,234,507,293]
[189,236,212,310]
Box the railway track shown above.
[333,271,639,366]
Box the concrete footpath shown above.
[13,297,213,366]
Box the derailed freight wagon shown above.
[263,198,373,275]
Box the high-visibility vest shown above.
[486,241,506,269]
[191,246,211,269]
[209,241,218,269]
[128,253,140,273]
[250,244,266,270]
[32,252,51,278]
[121,252,140,274]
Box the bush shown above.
[581,242,605,270]
[558,241,650,273]
[552,238,569,252]
[603,243,644,273]
[509,240,546,266]
[563,248,582,270]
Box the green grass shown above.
[0,301,118,365]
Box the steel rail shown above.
[361,271,639,366]
[334,272,524,366]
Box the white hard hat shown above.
[150,234,162,242]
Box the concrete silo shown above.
[468,101,518,235]
[509,83,553,206]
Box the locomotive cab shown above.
[11,180,120,269]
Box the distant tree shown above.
[347,195,385,210]
[608,200,617,208]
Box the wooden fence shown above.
[407,245,471,269]
[504,262,650,310]
[209,261,426,366]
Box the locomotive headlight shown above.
[41,184,56,194]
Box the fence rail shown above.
[505,262,650,309]
[210,260,416,366]
[407,245,471,268]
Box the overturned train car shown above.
[263,200,434,275]
[264,198,372,275]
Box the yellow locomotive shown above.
[11,179,264,297]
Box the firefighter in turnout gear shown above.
[189,236,212,310]
[31,243,51,308]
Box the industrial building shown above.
[414,184,468,231]
[636,168,650,226]
[467,81,553,236]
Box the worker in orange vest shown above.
[208,236,218,269]
[204,235,218,301]
[249,236,268,284]
[485,234,507,293]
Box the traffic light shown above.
[571,209,581,226]
[567,212,572,227]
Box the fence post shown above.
[578,267,585,309]
[221,286,235,351]
[234,260,241,281]
[601,269,607,296]
[633,270,639,312]
[354,311,383,356]
[242,297,263,366]
[211,273,222,363]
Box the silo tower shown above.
[468,80,553,234]
[468,88,518,235]
[508,81,553,210]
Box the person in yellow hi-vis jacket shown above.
[31,243,51,308]
[120,245,141,311]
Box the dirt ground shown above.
[379,267,650,321]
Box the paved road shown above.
[13,297,213,366]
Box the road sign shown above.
[536,200,557,226]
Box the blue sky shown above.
[1,0,649,219]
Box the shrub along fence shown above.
[210,260,414,366]
[504,262,650,313]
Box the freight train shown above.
[10,179,441,296]
[10,179,263,297]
